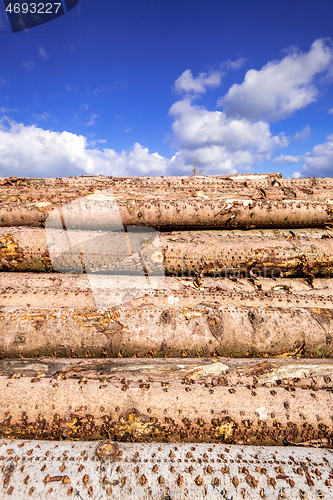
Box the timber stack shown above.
[0,173,332,499]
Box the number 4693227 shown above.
[6,3,62,14]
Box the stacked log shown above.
[0,275,332,358]
[0,357,332,446]
[1,173,333,229]
[1,439,332,499]
[0,174,332,498]
[0,226,333,276]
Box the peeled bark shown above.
[0,226,332,277]
[2,172,333,200]
[1,273,332,309]
[0,440,332,499]
[0,174,332,229]
[0,304,331,358]
[0,358,332,447]
[0,275,332,358]
[1,197,333,231]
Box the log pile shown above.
[0,173,332,498]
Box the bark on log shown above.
[0,358,331,447]
[0,303,332,358]
[0,439,332,499]
[1,198,333,231]
[2,173,333,200]
[1,273,332,309]
[0,174,332,229]
[0,274,332,358]
[0,226,332,277]
[1,174,332,482]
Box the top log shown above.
[0,174,332,230]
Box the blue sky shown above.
[1,0,333,178]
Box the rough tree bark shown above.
[0,275,332,358]
[0,226,332,276]
[0,174,332,229]
[1,273,332,308]
[0,358,331,447]
[0,439,332,499]
[0,173,332,478]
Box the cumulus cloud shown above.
[86,114,99,126]
[294,125,311,140]
[220,39,333,122]
[296,135,333,177]
[95,142,177,176]
[225,58,246,71]
[32,112,51,121]
[272,154,300,164]
[167,42,333,174]
[3,38,333,179]
[174,69,222,95]
[39,47,49,61]
[22,60,35,72]
[168,97,287,173]
[0,119,176,178]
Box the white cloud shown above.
[86,137,107,148]
[22,60,35,72]
[95,142,177,176]
[86,114,99,126]
[297,135,333,177]
[39,47,49,61]
[329,108,333,114]
[220,39,333,122]
[93,86,107,95]
[294,125,311,140]
[32,112,51,121]
[0,77,7,85]
[291,171,302,178]
[225,58,246,70]
[0,119,176,178]
[272,154,300,164]
[3,37,332,179]
[168,97,287,173]
[174,69,222,95]
[0,107,18,115]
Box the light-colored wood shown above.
[0,439,332,499]
[0,275,332,358]
[1,273,332,308]
[0,227,332,276]
[0,358,331,446]
[0,174,332,229]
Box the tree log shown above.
[0,226,332,277]
[0,439,332,499]
[0,358,331,447]
[0,173,332,484]
[0,174,332,229]
[0,304,331,358]
[2,172,333,200]
[1,273,332,309]
[0,275,332,357]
